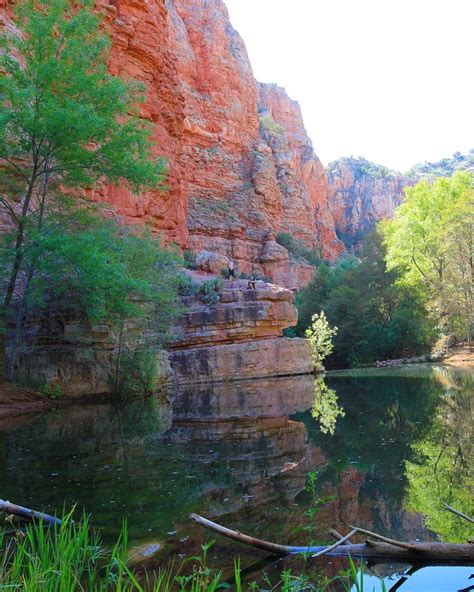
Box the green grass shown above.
[0,514,386,591]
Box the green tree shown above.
[383,172,473,346]
[305,311,338,371]
[0,0,167,377]
[1,204,181,390]
[296,231,435,368]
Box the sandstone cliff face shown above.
[13,280,313,394]
[169,279,313,383]
[0,0,345,288]
[104,0,342,280]
[257,83,343,260]
[327,158,413,250]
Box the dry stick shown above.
[312,529,358,558]
[329,528,351,544]
[349,526,415,551]
[191,514,474,562]
[0,499,62,526]
[190,513,294,555]
[443,503,474,524]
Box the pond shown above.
[0,365,472,590]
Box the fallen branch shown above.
[312,529,357,557]
[349,526,415,550]
[443,503,474,524]
[190,514,474,563]
[329,528,350,544]
[0,500,62,526]
[190,513,297,555]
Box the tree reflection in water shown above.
[310,376,345,435]
[405,366,473,542]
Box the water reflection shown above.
[310,376,345,435]
[0,365,471,590]
[0,375,317,541]
[405,366,473,542]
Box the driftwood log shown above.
[190,513,474,564]
[0,499,62,526]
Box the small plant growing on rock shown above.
[305,311,338,371]
[39,384,65,400]
[198,278,223,305]
[183,250,198,270]
[259,112,284,135]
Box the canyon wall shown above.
[13,278,313,395]
[327,157,413,250]
[0,0,344,289]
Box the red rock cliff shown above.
[0,0,345,287]
[102,0,344,281]
[106,0,337,259]
[327,157,413,250]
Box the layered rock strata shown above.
[170,337,313,384]
[172,281,297,349]
[0,0,345,289]
[11,309,171,397]
[11,280,313,394]
[169,279,313,383]
[327,158,413,250]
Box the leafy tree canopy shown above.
[383,171,473,343]
[0,0,171,380]
[294,231,435,368]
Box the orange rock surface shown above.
[0,0,345,288]
[327,157,413,250]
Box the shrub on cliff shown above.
[258,112,284,135]
[276,232,322,266]
[0,203,182,391]
[0,0,169,379]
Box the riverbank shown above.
[0,381,54,423]
[364,344,474,370]
[441,345,474,367]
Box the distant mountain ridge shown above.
[407,150,474,178]
[326,151,473,250]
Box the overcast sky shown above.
[224,0,474,172]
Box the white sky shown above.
[224,0,474,172]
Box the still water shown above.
[0,365,472,590]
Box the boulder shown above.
[195,250,230,275]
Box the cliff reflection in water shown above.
[0,365,471,569]
[0,375,319,543]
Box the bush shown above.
[305,311,338,371]
[275,232,322,266]
[39,384,65,400]
[114,347,158,398]
[183,249,198,270]
[198,278,223,305]
[259,112,284,135]
[176,275,222,305]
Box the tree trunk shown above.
[5,265,36,381]
[190,513,474,564]
[0,499,62,526]
[1,171,38,380]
